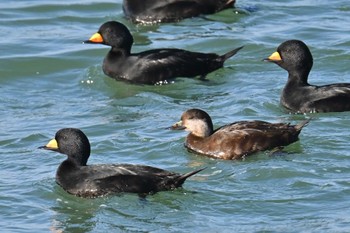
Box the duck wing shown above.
[302,84,350,113]
[198,120,308,159]
[216,120,293,132]
[123,0,234,23]
[126,47,241,84]
[70,164,203,197]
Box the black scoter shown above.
[123,0,235,24]
[265,39,350,113]
[84,21,243,85]
[171,109,308,160]
[39,128,204,198]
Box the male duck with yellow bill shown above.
[84,21,243,85]
[265,39,350,113]
[39,128,204,198]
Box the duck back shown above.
[185,120,308,160]
[123,0,235,23]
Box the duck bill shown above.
[169,121,186,130]
[83,32,104,44]
[264,51,282,63]
[38,139,59,151]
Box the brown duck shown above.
[171,109,309,160]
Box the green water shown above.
[1,0,350,232]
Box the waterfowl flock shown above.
[38,0,350,198]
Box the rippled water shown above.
[1,0,350,232]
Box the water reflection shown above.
[49,185,201,232]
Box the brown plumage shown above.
[171,109,309,160]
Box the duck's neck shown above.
[281,70,312,113]
[203,129,213,138]
[55,159,81,189]
[190,131,211,138]
[286,70,310,87]
[110,46,131,56]
[60,158,82,169]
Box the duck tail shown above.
[295,118,311,132]
[175,167,206,186]
[221,46,244,62]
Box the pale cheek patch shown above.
[187,119,211,137]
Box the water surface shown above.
[1,0,350,232]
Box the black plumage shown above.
[265,40,350,113]
[84,21,243,85]
[39,128,203,198]
[123,0,235,24]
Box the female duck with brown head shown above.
[171,109,309,160]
